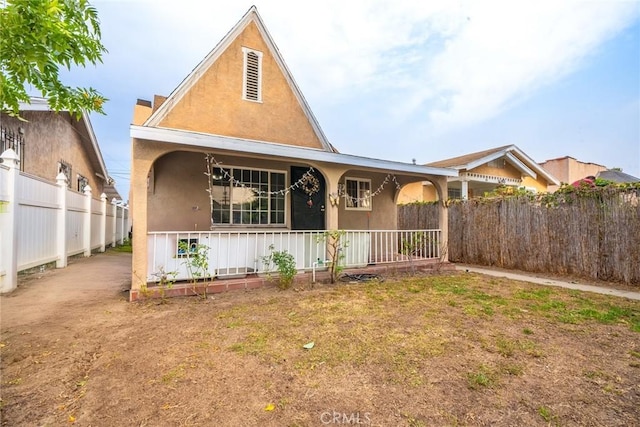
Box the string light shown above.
[205,154,402,206]
[344,173,402,205]
[205,154,316,196]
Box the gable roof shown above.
[427,144,560,185]
[18,97,111,185]
[143,6,334,152]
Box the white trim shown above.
[344,177,372,211]
[131,125,458,178]
[463,145,559,185]
[504,152,536,179]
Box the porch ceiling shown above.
[131,125,458,179]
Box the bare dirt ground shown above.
[1,251,639,426]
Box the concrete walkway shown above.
[456,265,640,301]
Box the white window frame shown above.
[242,47,263,102]
[210,165,287,226]
[344,177,372,211]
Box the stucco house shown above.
[1,97,120,200]
[129,6,457,300]
[398,145,559,203]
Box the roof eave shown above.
[130,125,458,178]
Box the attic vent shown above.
[242,47,262,102]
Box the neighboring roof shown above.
[427,144,560,185]
[143,6,335,153]
[540,155,606,169]
[130,125,458,178]
[17,97,110,185]
[597,170,640,183]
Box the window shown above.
[448,188,462,199]
[344,178,371,210]
[211,166,285,225]
[1,126,25,171]
[77,174,89,192]
[242,47,262,102]
[58,161,72,188]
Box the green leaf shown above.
[303,341,315,349]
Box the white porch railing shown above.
[147,229,441,282]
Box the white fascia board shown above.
[465,150,508,170]
[509,148,561,185]
[81,111,109,180]
[504,152,537,179]
[131,125,458,178]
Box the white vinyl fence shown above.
[0,149,129,293]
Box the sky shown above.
[63,0,640,198]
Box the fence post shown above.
[0,149,19,293]
[83,185,92,257]
[56,172,68,268]
[111,198,117,247]
[119,203,126,245]
[100,193,107,252]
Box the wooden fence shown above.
[399,189,640,285]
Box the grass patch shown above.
[467,365,496,389]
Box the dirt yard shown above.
[1,251,639,426]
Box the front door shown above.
[291,166,325,230]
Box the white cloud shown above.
[422,0,638,132]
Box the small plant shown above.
[178,240,210,298]
[316,230,347,283]
[538,405,555,422]
[261,244,296,289]
[400,231,428,275]
[150,266,177,303]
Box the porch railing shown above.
[147,229,441,282]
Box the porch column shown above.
[461,180,469,200]
[431,176,449,262]
[321,168,344,231]
[130,140,156,299]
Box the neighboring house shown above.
[595,169,640,184]
[398,145,559,203]
[1,98,128,293]
[129,6,458,300]
[540,156,608,191]
[0,97,120,199]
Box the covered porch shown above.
[130,126,457,300]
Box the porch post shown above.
[461,179,469,200]
[0,149,19,293]
[322,168,344,231]
[431,176,449,262]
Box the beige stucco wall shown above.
[1,111,105,195]
[337,171,398,231]
[158,22,324,149]
[541,157,606,187]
